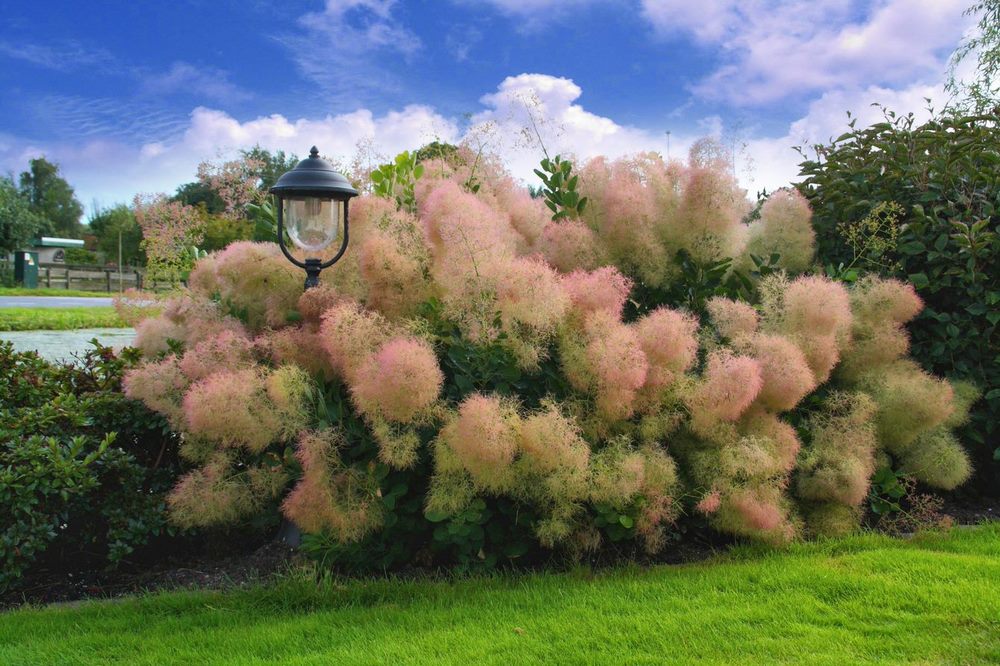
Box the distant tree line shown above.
[0,146,299,266]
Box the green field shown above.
[0,307,127,331]
[2,524,997,665]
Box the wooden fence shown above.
[38,263,144,292]
[1,259,185,293]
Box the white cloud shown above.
[0,72,967,213]
[640,0,972,104]
[140,62,252,104]
[466,73,680,181]
[278,0,422,106]
[0,104,461,209]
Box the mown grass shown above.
[0,307,127,331]
[2,524,998,665]
[0,287,115,298]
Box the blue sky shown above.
[0,0,976,212]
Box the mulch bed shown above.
[1,541,299,611]
[4,496,998,611]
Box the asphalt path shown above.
[0,296,114,308]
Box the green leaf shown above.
[966,302,987,316]
[899,241,925,255]
[618,515,634,529]
[908,273,929,289]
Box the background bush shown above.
[795,108,999,491]
[0,342,184,591]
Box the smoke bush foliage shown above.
[124,140,975,569]
[796,108,998,489]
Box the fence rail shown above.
[2,259,184,292]
[38,263,143,292]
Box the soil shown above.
[4,496,997,611]
[940,493,1000,526]
[1,541,299,611]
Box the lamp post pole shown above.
[269,146,357,547]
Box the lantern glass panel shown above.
[283,196,342,253]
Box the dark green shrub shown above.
[64,247,98,265]
[796,108,1000,488]
[0,342,183,590]
[0,434,111,588]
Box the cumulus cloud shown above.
[640,0,972,104]
[747,81,945,191]
[0,104,460,208]
[0,71,965,211]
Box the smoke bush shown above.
[562,310,649,422]
[706,297,759,340]
[319,301,396,382]
[133,316,186,356]
[282,429,383,541]
[858,360,954,455]
[168,453,255,529]
[258,326,335,381]
[561,267,633,319]
[761,274,852,383]
[899,427,972,490]
[687,351,763,428]
[741,189,815,272]
[634,307,699,398]
[182,367,310,453]
[200,241,303,331]
[797,392,879,526]
[123,356,189,426]
[736,333,816,412]
[351,336,443,423]
[537,219,604,272]
[838,276,923,381]
[178,329,253,381]
[120,143,973,565]
[438,394,520,491]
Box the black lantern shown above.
[270,146,358,289]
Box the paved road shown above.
[0,328,134,362]
[0,296,114,308]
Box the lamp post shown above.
[270,146,358,290]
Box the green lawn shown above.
[0,307,127,331]
[0,287,116,298]
[2,524,998,665]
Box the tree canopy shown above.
[0,176,49,254]
[18,157,84,238]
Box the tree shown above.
[240,145,298,191]
[0,176,48,254]
[18,158,84,237]
[200,213,252,252]
[948,0,1000,113]
[172,181,226,215]
[87,204,144,266]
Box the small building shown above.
[31,237,85,264]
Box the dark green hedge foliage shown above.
[0,341,183,590]
[795,109,999,489]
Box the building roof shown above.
[35,237,85,248]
